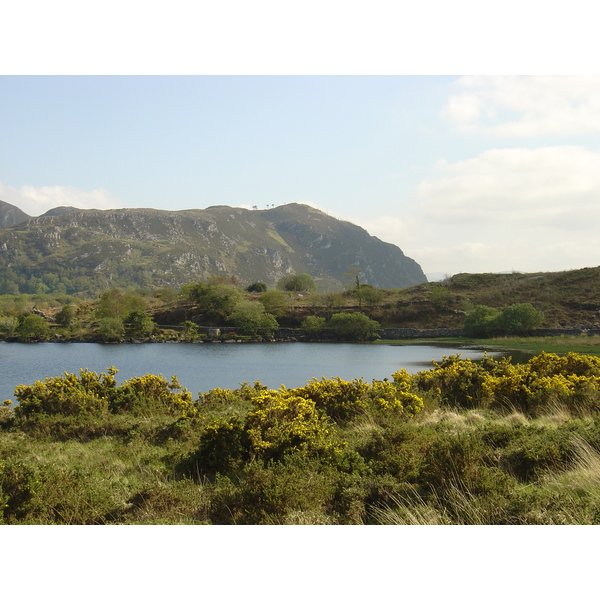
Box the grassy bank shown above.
[378,335,600,357]
[3,352,600,524]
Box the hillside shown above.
[0,199,30,227]
[0,202,426,295]
[383,267,600,329]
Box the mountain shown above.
[0,199,30,227]
[40,206,82,217]
[0,202,427,295]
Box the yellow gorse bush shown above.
[14,367,118,418]
[415,352,600,414]
[114,373,195,417]
[13,367,195,419]
[287,375,423,422]
[245,390,344,461]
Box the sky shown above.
[1,4,599,281]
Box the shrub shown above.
[98,317,124,341]
[496,303,544,335]
[181,320,199,340]
[277,273,316,292]
[328,312,380,341]
[464,303,544,337]
[54,304,76,328]
[245,281,267,293]
[0,458,44,523]
[111,374,195,417]
[290,375,423,422]
[123,310,155,337]
[16,314,51,341]
[206,459,339,525]
[183,387,346,478]
[258,289,288,318]
[301,315,326,338]
[463,305,501,337]
[13,368,118,419]
[245,390,343,463]
[230,300,279,338]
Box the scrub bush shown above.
[0,458,43,523]
[14,368,118,419]
[289,375,423,423]
[111,374,195,417]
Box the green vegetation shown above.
[4,352,600,524]
[1,263,600,345]
[277,273,316,292]
[307,312,381,341]
[464,303,544,337]
[16,314,51,341]
[229,300,279,338]
[468,336,600,357]
[0,202,426,295]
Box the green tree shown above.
[230,300,279,338]
[497,303,544,335]
[344,265,363,291]
[258,289,288,318]
[16,314,51,342]
[55,304,76,328]
[123,310,155,337]
[96,288,127,319]
[0,315,19,337]
[328,312,380,341]
[463,305,502,337]
[245,281,268,293]
[183,283,242,320]
[353,284,384,312]
[301,315,326,339]
[98,317,125,341]
[123,291,147,314]
[322,292,344,320]
[277,273,316,293]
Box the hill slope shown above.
[0,199,30,227]
[386,268,600,329]
[0,202,426,295]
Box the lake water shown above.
[0,341,525,402]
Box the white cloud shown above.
[442,76,600,137]
[416,146,600,228]
[361,146,600,275]
[0,182,122,216]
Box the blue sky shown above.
[2,74,600,279]
[1,2,599,280]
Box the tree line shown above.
[0,273,545,343]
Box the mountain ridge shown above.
[0,200,427,295]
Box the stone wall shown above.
[379,328,464,339]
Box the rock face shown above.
[0,199,30,227]
[0,202,427,294]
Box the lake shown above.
[0,341,527,402]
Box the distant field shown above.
[376,335,600,356]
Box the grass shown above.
[375,335,600,357]
[470,335,600,356]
